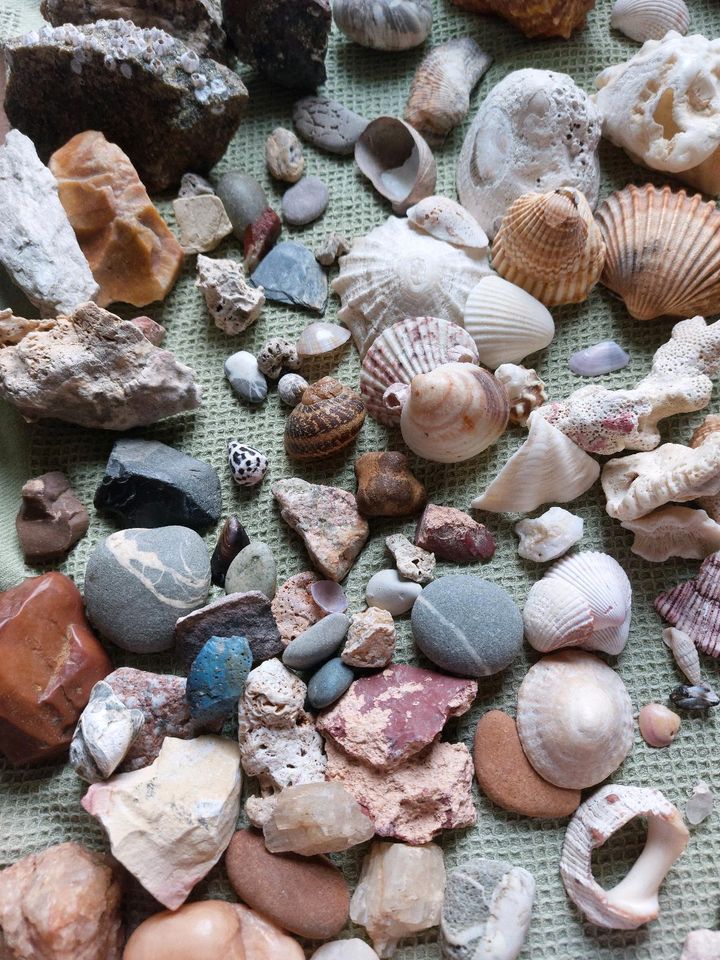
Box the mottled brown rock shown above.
[49,131,183,308]
[243,207,282,272]
[271,571,328,645]
[355,451,427,518]
[15,471,88,563]
[225,829,350,939]
[415,502,496,562]
[130,315,166,345]
[473,710,581,818]
[174,590,283,667]
[0,842,122,960]
[0,573,111,765]
[341,607,395,668]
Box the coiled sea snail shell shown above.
[284,377,366,460]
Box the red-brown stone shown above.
[415,502,496,562]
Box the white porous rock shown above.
[595,33,720,195]
[196,254,265,334]
[457,69,601,238]
[70,681,145,783]
[515,508,584,562]
[81,736,241,910]
[0,130,99,316]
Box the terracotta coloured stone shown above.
[0,573,111,766]
[355,451,427,518]
[272,571,328,644]
[15,471,88,563]
[175,590,283,668]
[225,829,350,939]
[415,503,496,562]
[0,842,122,960]
[243,207,282,272]
[473,710,581,818]
[318,664,477,770]
[49,131,183,308]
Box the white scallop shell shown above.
[332,216,492,358]
[610,0,689,42]
[406,196,489,250]
[463,275,555,367]
[360,316,479,426]
[522,579,595,652]
[516,649,634,790]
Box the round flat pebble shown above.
[224,351,268,404]
[282,175,329,226]
[216,171,267,238]
[226,830,349,940]
[282,612,350,670]
[411,575,523,677]
[365,569,422,616]
[186,635,253,724]
[225,542,277,599]
[307,658,355,709]
[473,710,581,818]
[311,941,380,960]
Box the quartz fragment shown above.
[187,635,253,724]
[385,533,435,583]
[415,503,496,562]
[175,590,283,667]
[272,571,328,644]
[263,781,375,854]
[15,471,88,563]
[294,95,370,154]
[681,930,720,960]
[82,736,241,909]
[266,127,305,182]
[173,195,233,253]
[316,231,351,265]
[350,841,446,958]
[0,130,98,316]
[686,781,714,825]
[4,20,248,192]
[342,607,396,668]
[225,350,268,403]
[251,241,328,313]
[514,507,584,562]
[70,681,145,783]
[355,451,427,518]
[197,255,265,334]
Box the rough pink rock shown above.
[325,739,476,844]
[318,664,476,770]
[130,315,166,345]
[272,571,328,645]
[341,607,396,669]
[415,503,496,562]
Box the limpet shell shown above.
[611,0,689,43]
[360,316,479,426]
[284,377,366,461]
[463,275,555,367]
[355,117,436,215]
[296,321,352,358]
[333,0,432,50]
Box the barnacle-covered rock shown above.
[196,255,265,334]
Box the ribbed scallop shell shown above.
[332,216,492,357]
[596,184,720,321]
[333,0,432,50]
[360,316,479,426]
[400,361,509,463]
[663,626,702,684]
[523,579,595,653]
[492,188,606,306]
[452,0,595,39]
[516,650,634,790]
[463,275,555,367]
[284,377,366,460]
[610,0,689,42]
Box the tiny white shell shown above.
[662,626,702,684]
[407,196,489,250]
[610,0,689,43]
[463,275,555,367]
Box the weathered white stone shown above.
[70,681,145,783]
[263,781,375,855]
[197,254,265,334]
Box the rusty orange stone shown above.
[0,572,111,765]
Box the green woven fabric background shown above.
[2,1,720,956]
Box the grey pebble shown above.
[251,241,328,314]
[411,575,523,677]
[224,350,268,403]
[293,95,369,155]
[307,658,354,709]
[225,542,277,599]
[366,568,422,616]
[282,175,329,226]
[216,171,267,239]
[282,612,350,669]
[179,172,215,198]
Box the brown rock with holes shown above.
[49,131,184,308]
[224,829,350,939]
[0,573,111,766]
[473,710,581,818]
[415,502,496,562]
[271,571,328,645]
[354,451,427,518]
[15,471,88,563]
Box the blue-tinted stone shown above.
[187,634,253,723]
[307,657,354,709]
[251,241,327,313]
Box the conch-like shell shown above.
[523,551,632,655]
[494,364,547,425]
[611,0,689,42]
[333,0,432,50]
[621,505,720,562]
[514,507,583,562]
[400,362,509,463]
[451,0,595,38]
[332,216,492,357]
[656,551,720,658]
[492,188,606,307]
[463,275,555,367]
[663,627,702,684]
[596,185,720,321]
[406,196,489,250]
[471,413,600,514]
[516,650,634,790]
[690,413,720,522]
[405,38,492,145]
[355,118,436,215]
[284,377,366,460]
[560,784,689,929]
[359,316,479,426]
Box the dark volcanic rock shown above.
[16,471,88,563]
[251,241,327,313]
[3,19,248,191]
[94,438,222,531]
[175,590,283,667]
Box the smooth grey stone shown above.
[251,241,328,313]
[282,612,350,669]
[225,542,277,598]
[411,575,523,677]
[224,350,268,403]
[365,568,422,616]
[293,95,369,155]
[216,171,267,238]
[307,658,354,709]
[84,526,211,654]
[282,175,329,226]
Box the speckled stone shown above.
[175,591,283,668]
[272,571,328,645]
[308,658,355,708]
[341,607,396,668]
[365,569,422,616]
[282,175,329,226]
[415,503,496,563]
[187,635,253,724]
[282,612,350,669]
[251,241,328,313]
[225,542,277,598]
[216,171,267,239]
[293,95,369,155]
[411,575,523,677]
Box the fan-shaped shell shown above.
[355,118,437,215]
[516,650,634,790]
[400,361,509,463]
[332,216,492,357]
[463,275,555,367]
[360,317,479,426]
[596,184,720,321]
[284,377,366,460]
[333,0,432,50]
[610,0,689,43]
[406,196,489,250]
[522,579,595,652]
[492,188,606,306]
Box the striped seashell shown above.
[662,626,702,684]
[333,0,432,50]
[611,0,689,43]
[284,377,366,461]
[522,578,595,652]
[655,552,720,658]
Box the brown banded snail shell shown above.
[285,377,366,460]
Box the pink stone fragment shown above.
[130,315,166,345]
[415,503,496,563]
[310,580,348,613]
[271,571,328,645]
[318,664,476,771]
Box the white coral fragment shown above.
[622,505,720,561]
[515,507,583,562]
[196,254,265,335]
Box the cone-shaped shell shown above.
[610,0,689,42]
[400,361,509,463]
[492,188,606,306]
[284,377,366,460]
[463,275,555,367]
[663,626,702,683]
[596,184,720,321]
[516,650,634,789]
[360,316,479,426]
[355,118,437,215]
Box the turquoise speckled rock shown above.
[187,634,253,723]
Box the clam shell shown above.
[452,0,595,39]
[596,184,720,321]
[406,196,489,250]
[405,38,492,144]
[516,649,634,790]
[400,361,509,463]
[284,377,366,460]
[333,0,432,50]
[655,551,720,658]
[522,579,595,652]
[360,316,479,426]
[296,321,351,358]
[332,216,492,358]
[492,188,606,306]
[355,118,436,215]
[662,626,702,684]
[611,0,689,42]
[463,275,555,367]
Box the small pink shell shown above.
[310,580,349,613]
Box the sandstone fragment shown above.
[173,195,233,253]
[15,471,88,563]
[342,607,396,668]
[197,254,265,334]
[272,570,328,644]
[263,781,375,855]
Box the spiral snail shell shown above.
[284,377,366,461]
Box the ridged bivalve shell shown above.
[355,117,436,215]
[333,0,432,50]
[611,0,690,42]
[463,275,555,367]
[452,0,596,38]
[284,377,366,461]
